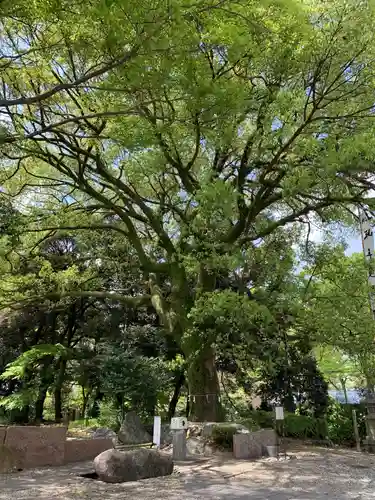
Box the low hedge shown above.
[210,420,259,450]
[211,425,238,450]
[246,410,274,429]
[245,402,367,445]
[244,410,327,439]
[283,414,327,439]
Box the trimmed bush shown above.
[210,425,239,450]
[245,401,367,446]
[247,410,274,429]
[284,414,327,439]
[240,418,260,432]
[248,410,327,439]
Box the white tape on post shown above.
[153,415,161,448]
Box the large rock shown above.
[186,437,214,457]
[92,427,117,440]
[117,412,151,445]
[94,448,174,483]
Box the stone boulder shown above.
[117,412,151,445]
[94,448,174,483]
[92,428,117,440]
[186,437,214,457]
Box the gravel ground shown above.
[1,446,375,499]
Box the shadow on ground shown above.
[1,445,375,499]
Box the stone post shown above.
[172,430,187,461]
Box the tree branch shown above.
[0,44,142,108]
[2,291,151,310]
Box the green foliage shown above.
[246,410,275,429]
[257,354,329,417]
[315,346,359,395]
[210,425,239,450]
[68,418,99,430]
[247,402,367,445]
[239,418,260,432]
[326,400,367,446]
[247,410,327,440]
[0,389,36,411]
[97,399,122,432]
[303,250,375,390]
[98,339,174,418]
[2,0,375,422]
[0,344,67,380]
[283,414,327,440]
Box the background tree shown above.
[302,249,375,393]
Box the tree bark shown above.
[340,378,348,404]
[186,345,223,422]
[54,388,63,423]
[168,371,185,420]
[35,387,48,423]
[81,386,92,418]
[54,359,67,423]
[34,356,54,423]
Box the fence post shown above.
[352,409,361,452]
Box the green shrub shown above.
[326,401,366,445]
[210,425,238,450]
[284,414,327,439]
[246,402,367,446]
[68,418,99,429]
[240,418,260,432]
[247,410,274,429]
[245,410,327,439]
[97,399,122,431]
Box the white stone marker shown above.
[153,415,161,448]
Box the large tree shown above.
[2,0,375,419]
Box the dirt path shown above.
[1,446,375,499]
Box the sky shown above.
[307,224,363,257]
[347,236,363,256]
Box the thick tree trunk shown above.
[186,345,223,422]
[168,371,185,420]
